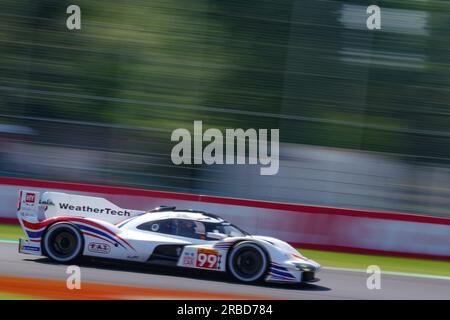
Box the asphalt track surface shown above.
[1,243,449,299]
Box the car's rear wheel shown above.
[227,241,268,283]
[43,223,83,263]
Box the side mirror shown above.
[206,232,228,240]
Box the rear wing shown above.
[17,190,145,225]
[17,190,43,223]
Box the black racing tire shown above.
[227,241,269,283]
[42,223,84,263]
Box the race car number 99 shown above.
[196,249,219,269]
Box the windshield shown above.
[205,222,249,237]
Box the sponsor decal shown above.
[59,203,131,217]
[88,242,111,254]
[196,248,220,270]
[23,245,40,252]
[40,199,54,211]
[20,241,40,252]
[25,193,36,204]
[183,252,195,267]
[198,248,219,255]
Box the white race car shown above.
[17,190,321,284]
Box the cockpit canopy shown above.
[136,209,249,240]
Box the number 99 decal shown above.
[196,248,220,269]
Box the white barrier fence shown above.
[1,178,449,259]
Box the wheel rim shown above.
[230,244,266,282]
[52,231,76,255]
[46,226,81,260]
[235,249,262,276]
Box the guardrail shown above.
[1,177,449,260]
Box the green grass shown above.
[299,248,450,278]
[0,292,41,300]
[0,224,24,240]
[1,223,449,278]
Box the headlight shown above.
[293,263,315,272]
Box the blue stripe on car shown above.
[270,263,289,271]
[77,224,125,249]
[269,267,295,279]
[26,230,43,239]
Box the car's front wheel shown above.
[227,241,268,283]
[42,223,84,263]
